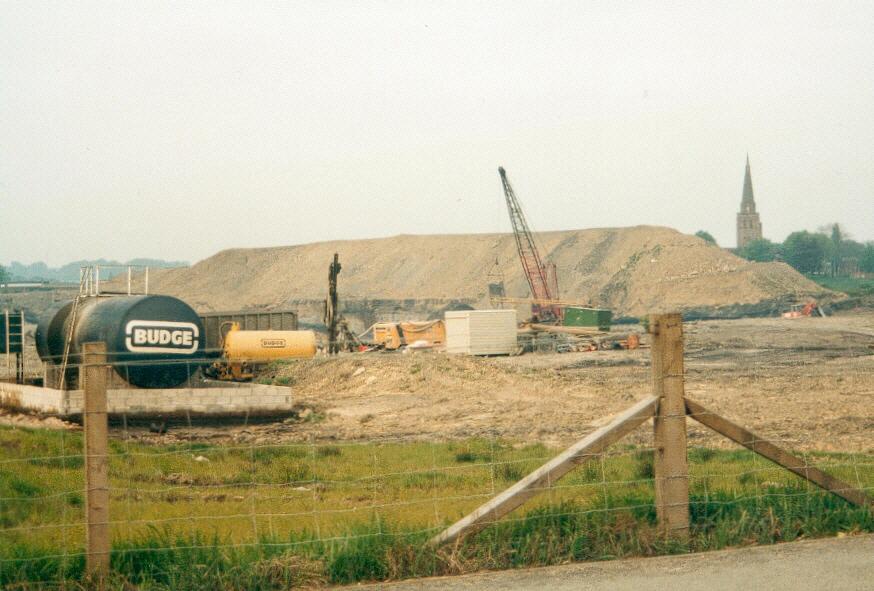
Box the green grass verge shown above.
[806,274,874,297]
[1,426,872,589]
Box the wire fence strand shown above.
[1,316,872,589]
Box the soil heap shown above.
[138,226,830,318]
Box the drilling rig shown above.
[498,166,563,323]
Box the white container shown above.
[444,309,518,355]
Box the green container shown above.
[563,307,612,331]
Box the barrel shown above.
[36,295,207,388]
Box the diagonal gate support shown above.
[685,398,872,507]
[429,395,658,547]
[430,312,870,550]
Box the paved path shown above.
[360,535,874,591]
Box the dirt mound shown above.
[116,313,874,451]
[138,226,830,317]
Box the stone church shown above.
[736,155,763,249]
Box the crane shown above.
[498,166,562,323]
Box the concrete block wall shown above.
[0,382,66,414]
[0,382,294,418]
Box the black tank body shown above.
[36,295,205,388]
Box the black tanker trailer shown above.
[37,295,208,388]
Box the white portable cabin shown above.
[444,309,518,355]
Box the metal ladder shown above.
[58,267,93,390]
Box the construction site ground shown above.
[97,311,874,453]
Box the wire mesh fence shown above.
[0,314,872,589]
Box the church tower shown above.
[736,155,763,249]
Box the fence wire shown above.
[0,315,872,589]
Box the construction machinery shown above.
[372,320,446,350]
[497,167,615,333]
[781,300,825,319]
[324,253,361,353]
[498,167,562,323]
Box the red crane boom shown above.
[498,166,562,322]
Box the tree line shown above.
[697,226,874,275]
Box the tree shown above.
[695,230,717,245]
[740,238,780,262]
[0,264,8,284]
[840,239,866,260]
[782,231,834,274]
[860,243,874,274]
[817,223,850,276]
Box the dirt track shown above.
[125,312,874,453]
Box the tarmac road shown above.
[359,534,874,591]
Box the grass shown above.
[0,426,872,589]
[806,274,874,297]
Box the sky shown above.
[2,1,873,266]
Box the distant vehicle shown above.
[781,301,825,319]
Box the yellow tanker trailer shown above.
[208,323,316,381]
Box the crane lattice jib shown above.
[498,167,556,306]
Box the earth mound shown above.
[136,226,830,318]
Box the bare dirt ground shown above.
[120,312,874,452]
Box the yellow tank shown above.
[223,329,317,361]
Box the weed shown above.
[27,455,85,470]
[9,477,44,497]
[399,471,457,490]
[254,554,326,587]
[739,471,756,486]
[317,446,342,457]
[252,446,307,463]
[581,462,601,482]
[633,451,655,481]
[283,464,315,484]
[689,447,717,463]
[496,462,524,482]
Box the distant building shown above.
[736,155,763,249]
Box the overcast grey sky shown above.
[2,1,873,266]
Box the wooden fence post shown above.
[649,313,690,539]
[83,342,110,582]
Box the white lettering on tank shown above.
[125,320,200,354]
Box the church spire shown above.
[736,154,763,249]
[741,154,755,213]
